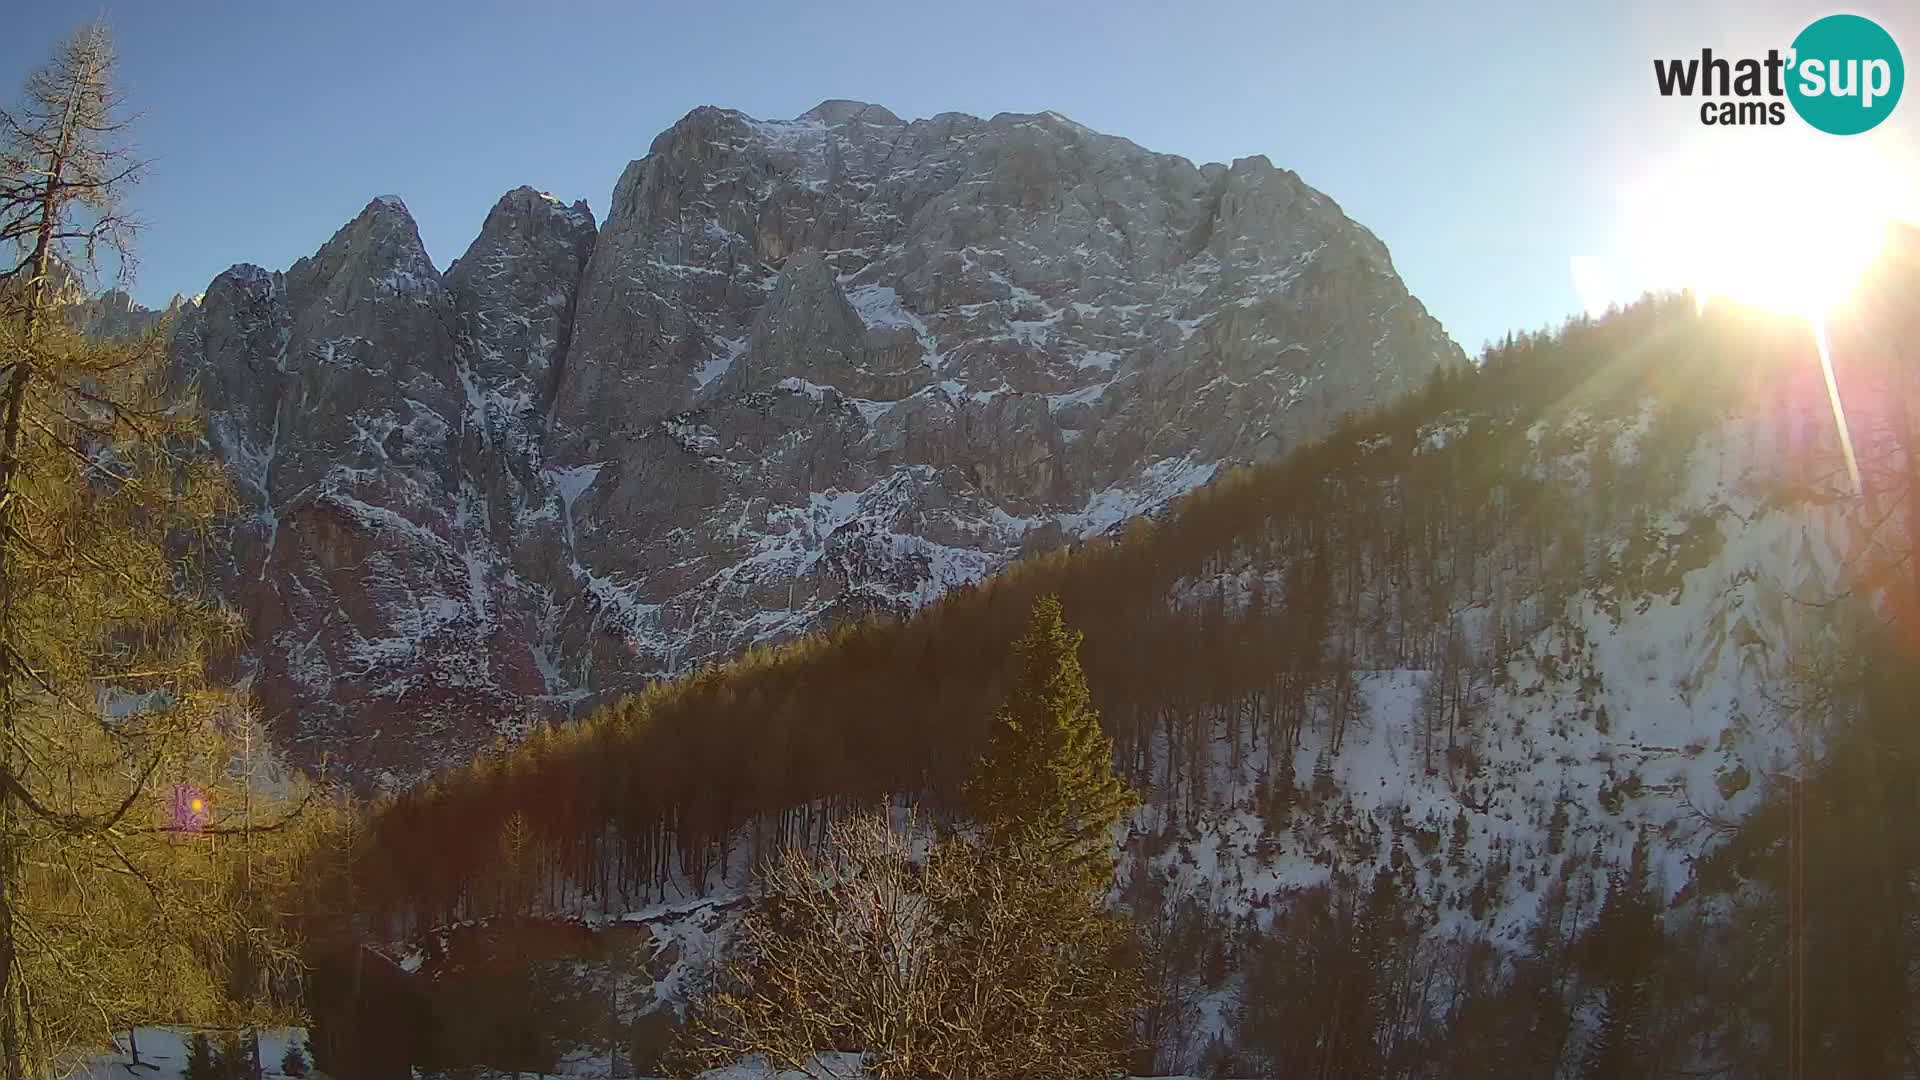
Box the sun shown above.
[1579,134,1915,323]
[1568,135,1917,501]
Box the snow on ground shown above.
[1132,405,1858,956]
[544,1051,1192,1080]
[1063,455,1220,537]
[362,384,1864,1076]
[75,1027,311,1080]
[695,335,750,388]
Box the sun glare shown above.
[1614,137,1911,322]
[1568,137,1917,499]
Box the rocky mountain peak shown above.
[296,195,440,291]
[171,102,1464,782]
[446,185,598,394]
[798,98,903,127]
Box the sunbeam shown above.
[1812,315,1864,497]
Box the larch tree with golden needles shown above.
[0,23,310,1079]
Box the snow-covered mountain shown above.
[165,101,1462,782]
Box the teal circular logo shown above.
[1788,14,1903,134]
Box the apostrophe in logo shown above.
[1787,14,1903,134]
[1652,13,1903,134]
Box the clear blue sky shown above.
[6,0,1917,353]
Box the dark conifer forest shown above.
[306,243,1920,1077]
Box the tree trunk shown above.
[0,54,87,1079]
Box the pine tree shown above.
[278,1039,309,1078]
[183,1033,221,1080]
[1418,668,1445,773]
[1270,757,1298,825]
[1311,749,1336,801]
[1547,793,1571,856]
[216,1032,246,1080]
[1581,834,1660,1080]
[234,1030,263,1080]
[1350,868,1414,1073]
[963,594,1134,885]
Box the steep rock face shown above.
[446,187,597,475]
[73,288,173,339]
[444,187,599,599]
[544,102,1462,691]
[171,195,593,779]
[173,103,1463,781]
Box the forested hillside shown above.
[325,226,1920,1077]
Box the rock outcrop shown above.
[168,102,1464,782]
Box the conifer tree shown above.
[962,594,1133,885]
[0,25,311,1077]
[1449,808,1471,872]
[1581,834,1659,1080]
[1311,749,1336,801]
[1547,795,1570,856]
[278,1039,308,1078]
[183,1034,221,1080]
[1272,757,1297,823]
[217,1031,258,1080]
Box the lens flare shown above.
[1811,316,1863,496]
[1575,137,1917,502]
[170,784,210,833]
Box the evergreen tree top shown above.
[963,595,1134,888]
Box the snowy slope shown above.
[75,1028,313,1080]
[447,328,1867,1075]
